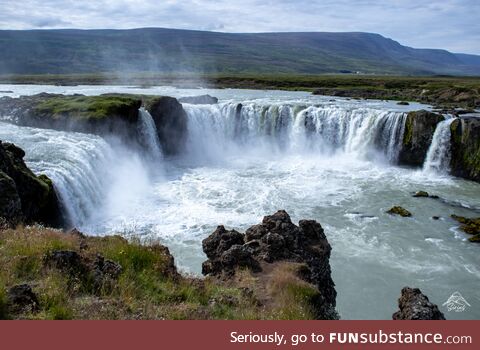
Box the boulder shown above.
[92,254,123,291]
[451,215,480,236]
[450,117,480,182]
[0,141,63,227]
[398,110,445,167]
[202,210,336,318]
[7,284,39,313]
[178,95,218,105]
[43,250,88,276]
[386,206,412,217]
[393,287,445,320]
[146,97,188,155]
[413,191,429,198]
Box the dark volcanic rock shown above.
[0,140,64,227]
[398,110,445,167]
[146,97,188,155]
[393,287,445,320]
[7,284,39,313]
[92,254,123,291]
[178,95,218,105]
[44,250,89,276]
[450,117,480,182]
[202,210,336,318]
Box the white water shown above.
[183,103,406,164]
[423,117,456,174]
[137,107,163,159]
[1,85,479,320]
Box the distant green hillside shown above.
[0,28,479,76]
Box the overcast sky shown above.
[1,0,479,54]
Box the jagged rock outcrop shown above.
[202,210,337,319]
[450,117,480,182]
[178,95,218,105]
[0,141,63,227]
[393,287,446,320]
[145,96,188,155]
[398,110,445,166]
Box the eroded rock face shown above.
[450,117,480,182]
[393,287,445,320]
[146,97,188,155]
[202,210,336,318]
[398,110,445,167]
[0,140,63,227]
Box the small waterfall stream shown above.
[423,117,456,174]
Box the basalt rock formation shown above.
[450,117,480,182]
[202,210,337,319]
[398,110,445,167]
[145,96,188,155]
[393,287,446,320]
[0,140,63,227]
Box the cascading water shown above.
[137,107,163,159]
[183,102,407,163]
[0,121,153,230]
[423,117,456,174]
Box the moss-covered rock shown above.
[449,118,480,182]
[451,215,480,235]
[386,206,412,217]
[413,191,429,198]
[0,141,63,227]
[398,110,445,167]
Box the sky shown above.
[1,0,479,54]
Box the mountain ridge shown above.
[0,27,479,76]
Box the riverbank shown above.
[1,74,479,109]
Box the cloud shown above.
[0,0,478,54]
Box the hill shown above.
[0,28,479,75]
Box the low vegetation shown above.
[0,225,323,320]
[34,95,142,120]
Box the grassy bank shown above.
[0,225,323,320]
[2,73,479,108]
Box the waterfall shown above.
[423,117,455,174]
[183,102,407,163]
[0,121,151,229]
[137,107,162,158]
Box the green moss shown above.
[403,114,414,146]
[34,95,141,120]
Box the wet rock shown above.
[386,206,412,217]
[432,216,441,220]
[397,101,409,105]
[146,96,188,155]
[451,215,480,235]
[413,191,429,198]
[202,210,337,319]
[178,95,218,105]
[450,117,480,182]
[393,287,445,320]
[7,284,39,313]
[0,141,64,227]
[469,234,480,243]
[398,110,445,167]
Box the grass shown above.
[34,95,141,120]
[0,225,326,320]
